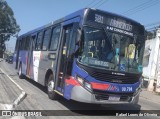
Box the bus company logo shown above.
[112,72,125,76]
[108,85,119,91]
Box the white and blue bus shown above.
[14,8,145,104]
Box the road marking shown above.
[0,68,23,91]
[0,68,27,110]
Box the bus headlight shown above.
[76,75,92,92]
[77,76,84,85]
[84,82,92,91]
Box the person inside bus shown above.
[89,40,103,58]
[101,41,114,62]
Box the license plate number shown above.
[108,96,120,101]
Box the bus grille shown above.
[77,62,141,84]
[94,90,133,101]
[86,70,140,84]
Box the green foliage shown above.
[0,0,20,52]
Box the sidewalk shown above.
[0,63,23,110]
[140,88,160,104]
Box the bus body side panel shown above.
[32,51,41,82]
[36,51,55,85]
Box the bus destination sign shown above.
[94,14,133,36]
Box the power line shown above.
[122,0,160,16]
[128,1,160,16]
[90,0,105,8]
[146,26,160,31]
[123,0,158,15]
[122,0,154,14]
[86,0,96,7]
[145,21,160,27]
[95,0,109,8]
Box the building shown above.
[143,28,160,92]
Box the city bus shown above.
[13,8,145,104]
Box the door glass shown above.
[58,26,73,90]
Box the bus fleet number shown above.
[122,87,132,92]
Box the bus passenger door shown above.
[15,40,20,69]
[56,25,73,92]
[26,35,36,78]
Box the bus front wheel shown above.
[47,74,59,100]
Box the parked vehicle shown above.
[6,55,13,63]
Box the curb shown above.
[0,68,27,110]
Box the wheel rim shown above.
[48,80,54,92]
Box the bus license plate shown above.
[108,96,120,101]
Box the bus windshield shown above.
[78,27,144,74]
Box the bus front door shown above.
[26,35,36,78]
[56,25,73,93]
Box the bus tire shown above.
[18,64,24,79]
[47,74,59,100]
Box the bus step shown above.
[54,90,63,96]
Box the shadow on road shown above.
[58,99,141,115]
[24,77,48,94]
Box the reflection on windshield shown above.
[78,27,144,74]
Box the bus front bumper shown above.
[71,86,140,104]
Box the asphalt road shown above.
[0,59,160,119]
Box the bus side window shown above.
[42,29,51,50]
[35,31,43,50]
[19,40,22,50]
[31,35,37,50]
[21,38,26,50]
[24,36,30,50]
[49,26,61,51]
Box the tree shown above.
[0,0,20,54]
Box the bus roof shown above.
[18,8,143,39]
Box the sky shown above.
[5,0,160,52]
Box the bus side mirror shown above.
[75,29,82,45]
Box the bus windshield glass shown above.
[78,27,144,74]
